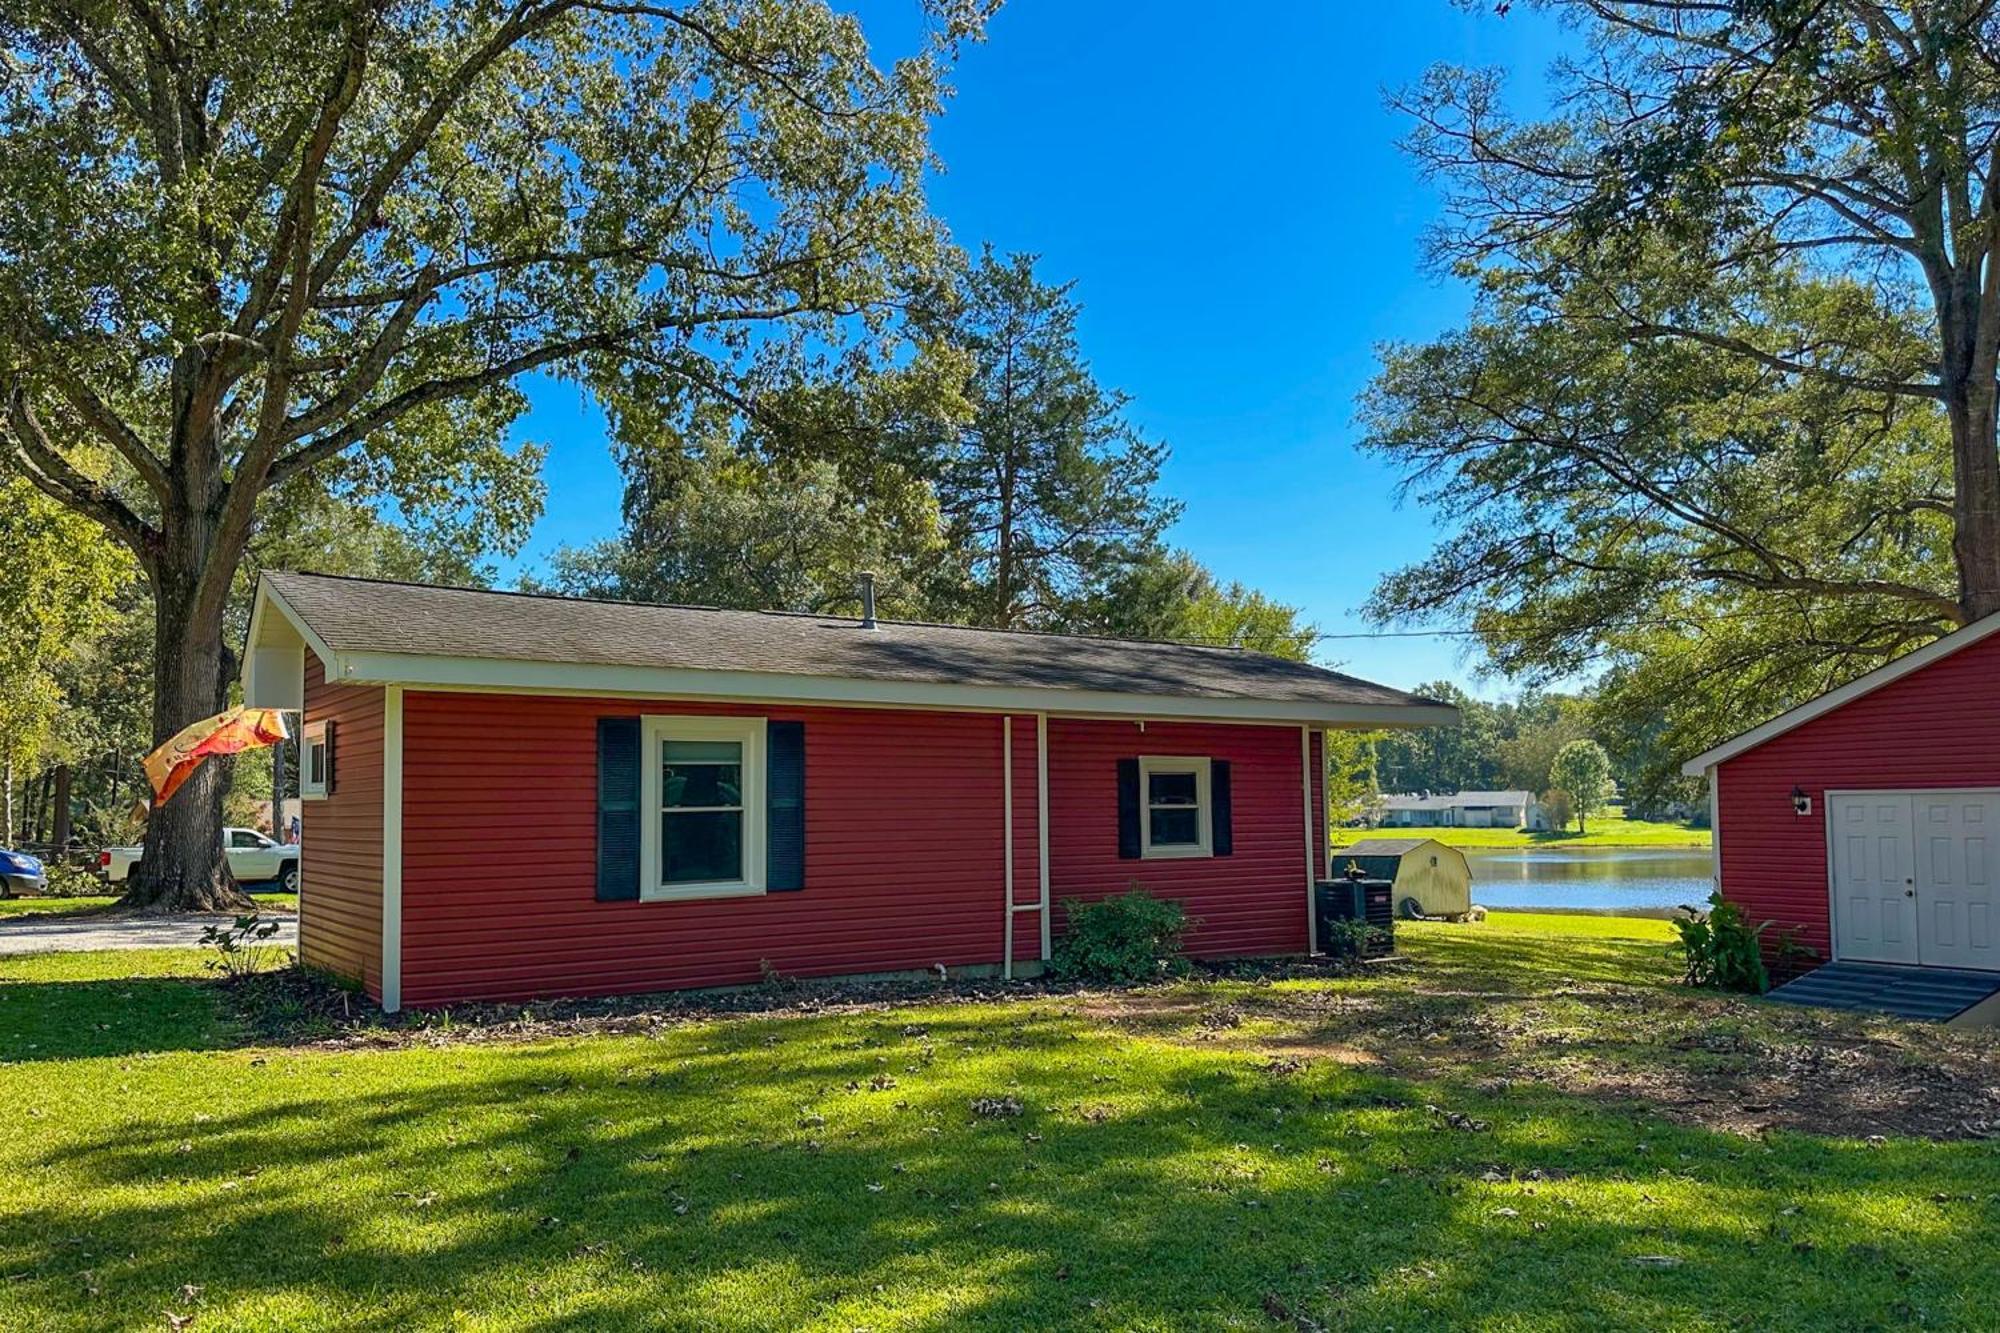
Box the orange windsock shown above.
[142,706,290,807]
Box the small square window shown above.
[300,721,333,800]
[640,716,767,900]
[1139,757,1212,859]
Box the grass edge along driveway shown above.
[1,915,1995,1331]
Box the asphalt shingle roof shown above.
[264,571,1444,711]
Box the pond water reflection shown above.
[1465,846,1716,911]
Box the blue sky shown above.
[504,2,1576,696]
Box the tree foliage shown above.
[1548,738,1613,833]
[913,249,1179,629]
[1369,0,2000,788]
[1398,0,2000,616]
[546,455,949,618]
[1078,547,1318,656]
[0,477,130,823]
[0,0,982,906]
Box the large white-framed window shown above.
[300,720,332,800]
[1140,755,1212,859]
[639,715,766,901]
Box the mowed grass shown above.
[1333,809,1710,850]
[2,917,1997,1330]
[0,892,297,919]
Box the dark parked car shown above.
[0,847,48,897]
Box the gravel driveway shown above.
[0,913,298,956]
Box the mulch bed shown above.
[214,956,2000,1142]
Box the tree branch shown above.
[262,300,823,491]
[1622,320,1939,398]
[3,388,159,565]
[36,360,171,499]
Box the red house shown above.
[244,572,1455,1011]
[1685,615,2000,980]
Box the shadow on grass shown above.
[0,974,237,1061]
[3,1005,1993,1329]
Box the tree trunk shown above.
[121,559,253,914]
[50,764,71,850]
[1950,383,2000,622]
[30,771,50,843]
[272,741,285,842]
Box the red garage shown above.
[243,572,1454,1011]
[1685,615,2000,983]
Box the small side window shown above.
[1138,756,1213,859]
[301,720,333,800]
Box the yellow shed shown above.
[1334,838,1473,920]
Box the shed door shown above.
[1829,794,1918,965]
[1911,793,2000,971]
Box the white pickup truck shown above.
[100,827,300,891]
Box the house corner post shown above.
[382,685,405,1014]
[1301,726,1317,956]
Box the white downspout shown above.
[1037,712,1051,961]
[1301,726,1317,955]
[1002,715,1014,980]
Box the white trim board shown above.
[381,685,404,1015]
[1682,610,2000,774]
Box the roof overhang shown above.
[244,579,1460,730]
[1681,608,2000,775]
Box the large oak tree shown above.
[1398,0,2000,619]
[1365,1,2000,785]
[0,0,980,909]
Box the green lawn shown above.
[1,916,1995,1330]
[0,892,297,919]
[1334,809,1710,850]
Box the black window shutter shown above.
[767,720,806,891]
[322,720,337,796]
[596,717,642,901]
[1117,758,1141,859]
[1212,760,1233,856]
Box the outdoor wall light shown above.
[1791,785,1813,816]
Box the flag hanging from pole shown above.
[143,707,290,808]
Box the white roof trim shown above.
[1681,608,2000,775]
[246,582,1460,730]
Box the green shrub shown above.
[1670,892,1774,993]
[41,858,105,898]
[1320,916,1391,960]
[199,913,286,982]
[1051,887,1193,984]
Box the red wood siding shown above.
[300,651,383,996]
[1045,719,1311,959]
[399,694,1013,1005]
[390,694,1317,1006]
[1715,627,2000,963]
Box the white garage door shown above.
[1829,791,2000,971]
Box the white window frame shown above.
[639,715,767,902]
[1139,755,1213,860]
[300,720,331,800]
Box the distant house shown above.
[243,571,1458,1012]
[1379,790,1541,830]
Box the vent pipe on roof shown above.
[858,572,878,630]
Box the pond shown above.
[1465,846,1716,912]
